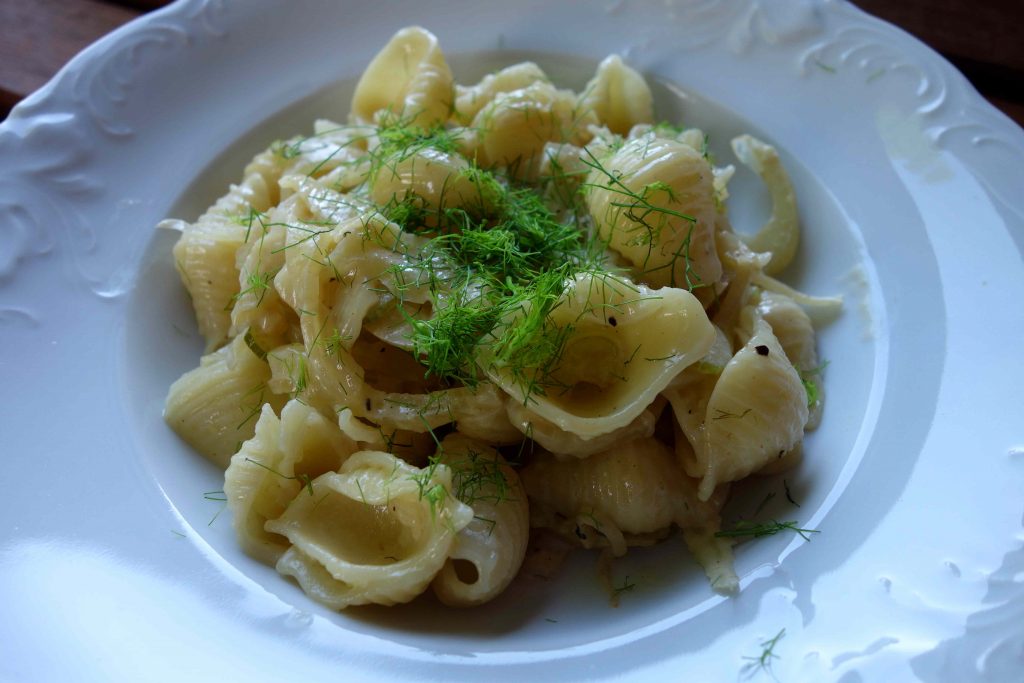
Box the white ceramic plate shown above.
[2,1,1023,681]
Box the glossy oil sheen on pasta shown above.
[163,26,838,610]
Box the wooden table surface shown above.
[1,0,1022,127]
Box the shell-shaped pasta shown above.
[578,55,654,136]
[164,333,285,468]
[521,438,674,537]
[537,142,588,199]
[351,27,453,128]
[265,451,473,608]
[537,134,622,204]
[224,405,298,563]
[203,148,286,219]
[753,291,822,428]
[277,119,371,191]
[224,400,358,564]
[369,147,496,217]
[696,319,808,499]
[731,135,799,274]
[755,291,818,372]
[431,434,529,606]
[585,134,723,293]
[523,436,735,586]
[229,208,299,349]
[172,146,288,351]
[467,81,595,180]
[265,343,335,416]
[274,546,353,610]
[521,437,713,537]
[272,216,396,414]
[481,272,714,438]
[286,175,375,228]
[278,399,359,480]
[172,215,247,351]
[454,62,550,123]
[506,399,657,458]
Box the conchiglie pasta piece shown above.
[351,27,453,128]
[172,216,247,352]
[521,438,684,539]
[481,272,714,438]
[225,400,358,564]
[731,134,799,274]
[522,437,736,589]
[585,134,722,293]
[467,81,595,180]
[755,291,818,372]
[265,451,473,608]
[275,546,353,610]
[165,333,285,468]
[171,146,289,349]
[369,147,497,217]
[454,61,550,123]
[754,290,824,426]
[696,319,808,499]
[229,213,297,350]
[432,434,529,606]
[272,216,395,414]
[276,119,371,190]
[578,55,654,136]
[203,148,286,219]
[223,404,300,564]
[277,399,359,480]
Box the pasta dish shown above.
[163,27,835,609]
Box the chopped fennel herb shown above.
[244,457,314,497]
[801,377,819,407]
[741,628,786,679]
[814,57,837,73]
[753,491,776,516]
[449,448,513,507]
[409,439,453,525]
[236,383,267,429]
[716,520,819,542]
[712,408,752,421]
[612,576,636,598]
[799,361,828,407]
[203,489,227,526]
[784,480,801,508]
[243,329,268,360]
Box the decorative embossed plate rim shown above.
[1,1,1023,681]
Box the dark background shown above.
[1,0,1021,127]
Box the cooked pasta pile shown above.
[164,27,833,608]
